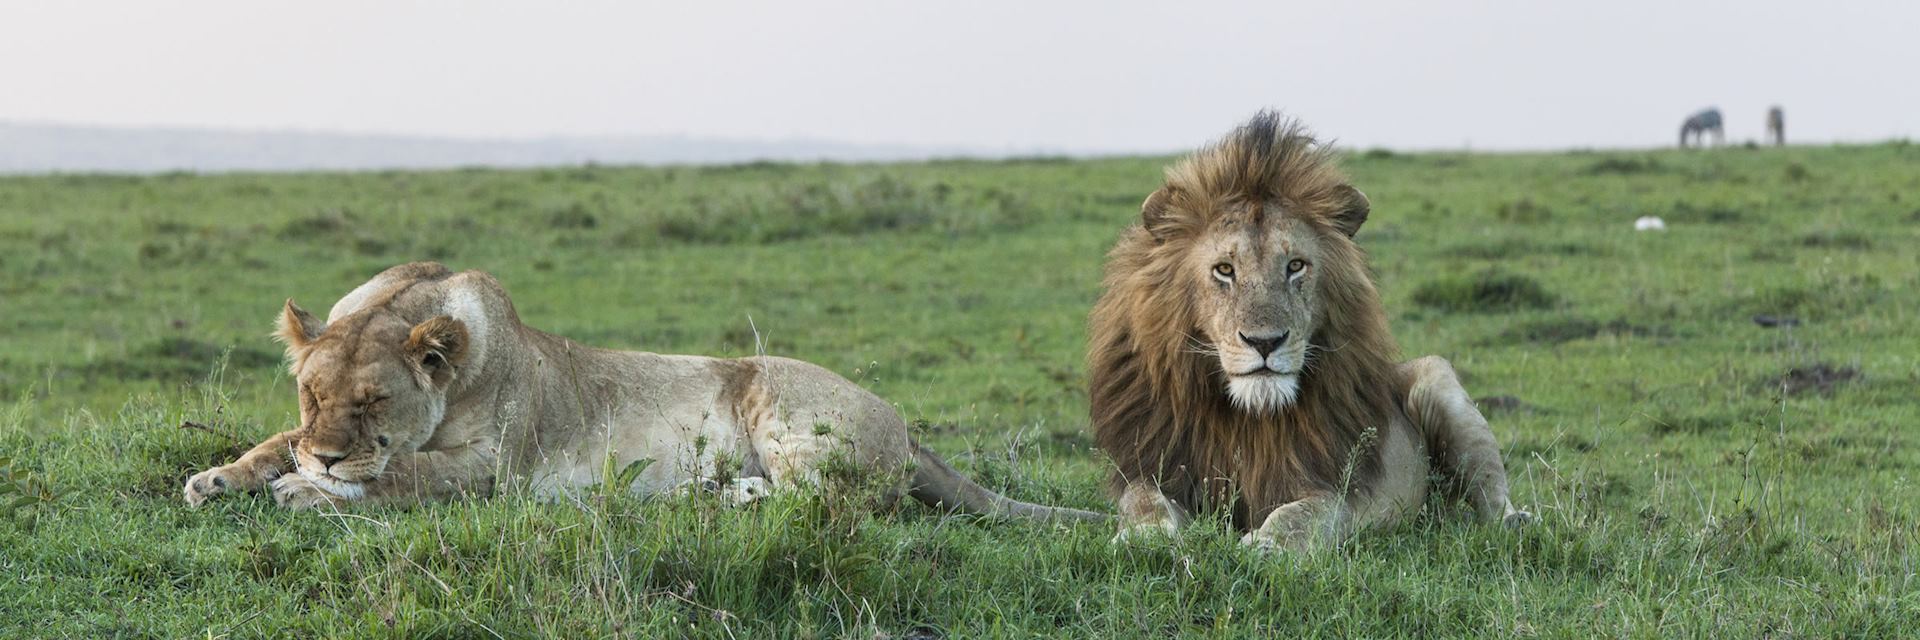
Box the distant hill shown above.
[0,122,1014,174]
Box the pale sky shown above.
[3,1,1914,152]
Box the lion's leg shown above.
[1401,356,1530,527]
[1112,480,1187,543]
[184,429,299,507]
[270,440,498,509]
[1241,492,1347,552]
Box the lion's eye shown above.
[1213,263,1235,279]
[1286,259,1307,275]
[376,435,391,447]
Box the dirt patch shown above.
[1765,364,1860,397]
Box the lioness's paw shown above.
[270,474,347,510]
[184,465,242,507]
[185,462,285,507]
[1504,510,1535,529]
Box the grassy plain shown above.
[1,143,1916,637]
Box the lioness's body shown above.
[1091,113,1527,551]
[185,263,1101,523]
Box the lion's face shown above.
[1188,209,1333,412]
[275,301,468,498]
[1135,175,1370,415]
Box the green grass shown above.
[2,143,1917,637]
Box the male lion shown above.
[1089,112,1529,551]
[185,262,1103,523]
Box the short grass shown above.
[1,143,1916,637]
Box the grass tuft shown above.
[1410,270,1556,312]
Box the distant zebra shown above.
[1766,106,1785,146]
[1679,108,1724,148]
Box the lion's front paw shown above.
[1504,510,1535,529]
[1239,531,1279,554]
[1239,530,1310,555]
[270,474,348,510]
[1110,519,1180,546]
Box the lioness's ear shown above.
[405,316,469,386]
[1141,187,1181,241]
[275,299,324,352]
[1330,185,1370,238]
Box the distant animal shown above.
[184,262,1106,523]
[1680,108,1724,148]
[1766,106,1786,146]
[1087,112,1529,552]
[1634,216,1667,231]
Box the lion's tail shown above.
[907,441,1110,524]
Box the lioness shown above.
[1089,112,1529,551]
[185,262,1102,523]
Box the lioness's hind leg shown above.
[1401,356,1531,526]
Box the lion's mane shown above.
[1088,112,1403,529]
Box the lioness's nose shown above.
[1239,331,1289,358]
[313,452,346,469]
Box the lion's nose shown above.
[1239,330,1289,358]
[313,452,346,469]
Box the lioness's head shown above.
[275,299,468,497]
[1130,113,1375,413]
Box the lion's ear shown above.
[405,316,469,386]
[274,299,324,363]
[1330,185,1370,238]
[1141,187,1182,241]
